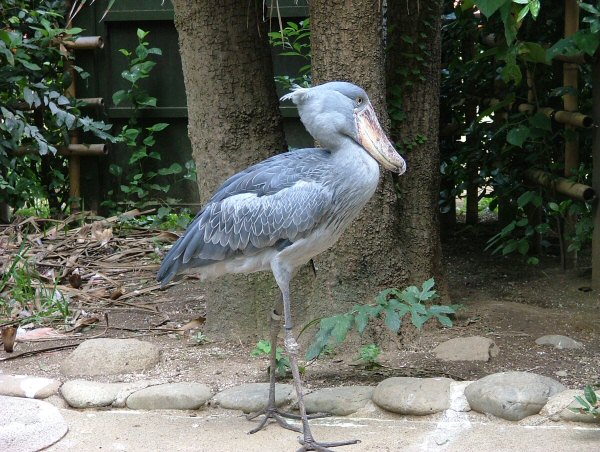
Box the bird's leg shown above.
[278,281,360,452]
[247,296,301,434]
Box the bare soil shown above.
[1,224,599,395]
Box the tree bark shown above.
[299,0,411,322]
[172,0,287,338]
[387,0,447,292]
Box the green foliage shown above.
[269,19,311,89]
[251,339,291,377]
[0,1,114,214]
[102,29,196,213]
[571,384,600,419]
[0,245,70,324]
[441,1,594,262]
[354,344,382,369]
[306,279,459,361]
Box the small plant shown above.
[268,19,311,90]
[0,245,69,325]
[191,331,209,345]
[251,339,292,377]
[305,278,459,360]
[354,344,382,369]
[103,28,196,213]
[572,384,600,419]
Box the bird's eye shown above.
[356,97,363,105]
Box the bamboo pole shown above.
[78,97,105,108]
[592,56,600,290]
[563,0,580,268]
[525,169,595,202]
[518,104,593,128]
[62,36,104,50]
[15,144,108,156]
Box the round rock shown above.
[213,383,294,413]
[0,375,61,399]
[61,380,146,408]
[304,386,374,416]
[433,336,499,362]
[61,338,160,376]
[535,335,583,349]
[465,371,566,421]
[372,377,453,415]
[540,389,600,423]
[126,382,213,410]
[0,395,68,452]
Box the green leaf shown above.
[578,2,600,15]
[529,0,541,18]
[148,122,169,132]
[112,90,128,106]
[137,28,149,40]
[518,42,548,64]
[585,385,598,405]
[331,314,354,344]
[384,306,401,332]
[573,29,600,55]
[476,0,511,18]
[517,191,535,208]
[18,59,41,71]
[529,112,551,131]
[421,278,435,294]
[507,126,530,147]
[517,239,530,255]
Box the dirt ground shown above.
[1,224,599,395]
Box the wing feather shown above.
[157,148,335,286]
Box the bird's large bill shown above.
[355,105,406,174]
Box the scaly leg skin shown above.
[247,299,301,434]
[272,264,360,452]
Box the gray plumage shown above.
[156,81,406,449]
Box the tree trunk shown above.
[387,0,447,292]
[172,0,287,338]
[292,0,410,328]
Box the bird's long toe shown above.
[247,407,302,434]
[297,437,361,452]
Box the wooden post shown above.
[563,0,580,268]
[592,56,600,290]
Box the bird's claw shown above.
[247,407,302,434]
[297,437,361,452]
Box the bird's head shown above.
[281,81,406,175]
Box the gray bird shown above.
[157,81,406,451]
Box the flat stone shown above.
[535,335,583,349]
[0,375,61,399]
[0,395,68,452]
[304,386,373,416]
[433,336,499,362]
[372,377,453,415]
[61,380,150,408]
[61,338,160,376]
[465,371,566,421]
[540,389,600,423]
[126,382,213,410]
[212,383,294,413]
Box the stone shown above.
[540,389,600,423]
[465,371,566,421]
[433,336,499,362]
[535,335,583,350]
[0,375,61,399]
[304,386,374,416]
[212,383,294,413]
[126,382,213,410]
[61,338,160,376]
[61,380,150,408]
[0,395,68,452]
[372,377,453,415]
